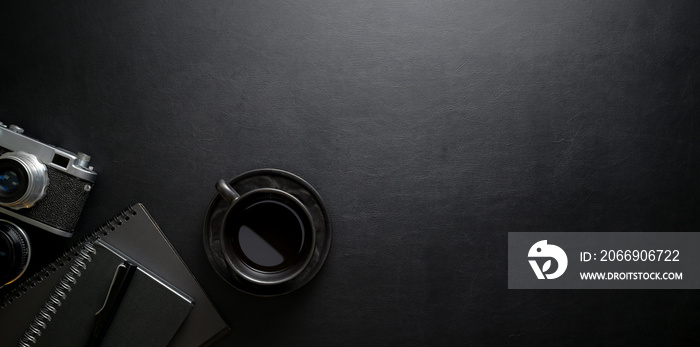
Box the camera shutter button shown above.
[8,125,24,134]
[75,153,91,169]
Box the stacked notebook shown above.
[0,203,229,346]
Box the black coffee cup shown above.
[216,179,315,285]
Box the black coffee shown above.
[232,199,305,272]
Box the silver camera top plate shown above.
[0,124,96,183]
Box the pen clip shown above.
[87,261,136,347]
[96,263,131,315]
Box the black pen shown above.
[86,261,137,347]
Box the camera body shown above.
[0,123,96,286]
[0,123,96,236]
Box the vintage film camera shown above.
[0,123,96,287]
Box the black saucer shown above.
[203,169,332,296]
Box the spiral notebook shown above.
[27,240,194,346]
[0,203,229,346]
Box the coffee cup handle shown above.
[216,179,240,202]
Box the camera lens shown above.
[0,170,21,195]
[0,220,31,286]
[0,152,48,209]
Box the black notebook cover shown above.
[32,241,194,346]
[0,204,229,347]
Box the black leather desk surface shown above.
[2,1,699,345]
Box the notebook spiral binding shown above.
[18,242,97,347]
[0,206,138,347]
